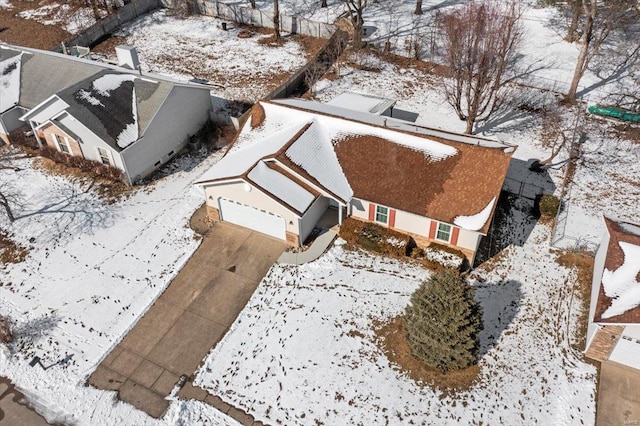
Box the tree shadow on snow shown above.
[14,178,116,247]
[8,313,61,356]
[474,279,522,359]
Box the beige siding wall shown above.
[203,180,300,235]
[349,197,483,257]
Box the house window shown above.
[375,205,388,224]
[96,147,111,166]
[436,223,452,242]
[53,134,70,154]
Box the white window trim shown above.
[435,222,453,244]
[53,133,71,154]
[96,147,112,166]
[375,205,389,225]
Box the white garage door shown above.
[219,198,286,240]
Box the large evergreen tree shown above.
[404,269,483,372]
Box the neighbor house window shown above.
[53,134,70,154]
[436,223,452,242]
[375,205,389,224]
[96,147,111,166]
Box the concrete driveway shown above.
[597,361,640,426]
[88,223,285,418]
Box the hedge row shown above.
[410,242,467,272]
[339,218,413,258]
[340,218,469,271]
[40,146,126,182]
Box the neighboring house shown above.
[195,96,515,264]
[585,217,640,369]
[0,44,213,183]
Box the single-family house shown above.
[0,44,213,184]
[585,217,640,369]
[195,96,515,264]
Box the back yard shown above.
[92,9,325,102]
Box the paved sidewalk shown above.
[278,229,338,265]
[0,377,55,425]
[88,223,285,418]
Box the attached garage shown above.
[218,198,286,241]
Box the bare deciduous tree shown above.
[0,315,13,344]
[438,1,522,134]
[566,0,639,100]
[342,0,367,49]
[0,148,25,223]
[565,0,583,42]
[273,0,281,40]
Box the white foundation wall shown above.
[204,180,301,235]
[586,229,611,349]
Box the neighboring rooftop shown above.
[326,92,396,116]
[55,70,172,150]
[594,217,640,323]
[197,98,515,233]
[0,43,210,116]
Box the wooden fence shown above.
[53,0,161,51]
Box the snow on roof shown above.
[267,100,458,161]
[326,92,396,115]
[273,98,514,152]
[601,242,640,319]
[283,120,353,202]
[454,197,496,231]
[621,223,640,237]
[0,51,23,113]
[248,161,316,214]
[196,122,305,183]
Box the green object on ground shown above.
[588,105,640,123]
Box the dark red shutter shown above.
[451,227,460,246]
[368,203,376,221]
[429,221,437,239]
[389,209,396,228]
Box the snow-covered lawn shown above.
[194,41,637,425]
[0,148,238,425]
[197,225,595,425]
[238,0,637,104]
[16,2,101,34]
[106,9,309,102]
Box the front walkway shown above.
[278,230,338,265]
[88,223,285,419]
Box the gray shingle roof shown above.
[55,70,171,152]
[17,50,103,109]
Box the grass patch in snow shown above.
[555,250,594,352]
[375,315,481,395]
[0,230,30,265]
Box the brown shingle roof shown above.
[594,217,640,323]
[333,133,511,234]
